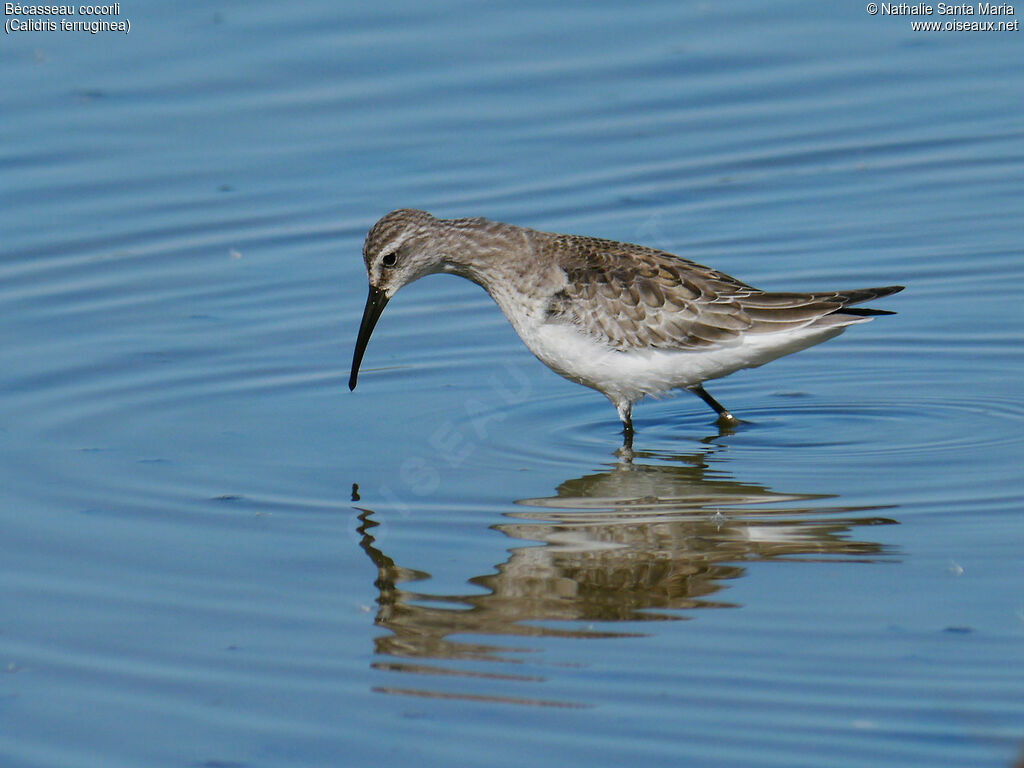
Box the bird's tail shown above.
[831,285,904,317]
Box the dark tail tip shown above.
[838,307,898,316]
[836,285,904,314]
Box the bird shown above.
[348,209,902,444]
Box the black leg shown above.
[689,384,737,424]
[622,418,634,449]
[616,401,634,448]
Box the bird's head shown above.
[349,209,442,390]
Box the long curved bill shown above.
[349,285,390,391]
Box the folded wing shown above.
[542,235,902,351]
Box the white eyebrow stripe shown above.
[374,232,411,258]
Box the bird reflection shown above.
[356,438,896,704]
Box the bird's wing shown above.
[542,235,897,351]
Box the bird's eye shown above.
[381,252,397,268]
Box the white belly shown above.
[518,320,852,405]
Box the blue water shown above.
[3,1,1024,766]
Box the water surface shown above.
[2,1,1024,766]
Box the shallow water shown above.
[3,1,1024,766]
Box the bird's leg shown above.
[689,385,738,425]
[615,400,634,449]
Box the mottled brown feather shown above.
[540,233,902,351]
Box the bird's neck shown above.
[434,218,528,289]
[433,219,563,329]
